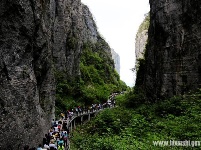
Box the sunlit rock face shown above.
[135,14,149,87]
[135,30,148,62]
[138,0,201,100]
[135,14,149,71]
[0,0,113,149]
[111,49,120,75]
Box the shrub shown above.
[71,89,201,150]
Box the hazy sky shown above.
[81,0,150,87]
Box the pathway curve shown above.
[39,92,121,150]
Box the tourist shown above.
[63,132,68,147]
[57,123,61,132]
[46,133,51,145]
[43,134,48,146]
[58,138,64,146]
[57,143,64,150]
[49,139,57,150]
[55,133,60,147]
[24,145,29,150]
[49,128,54,136]
[51,119,55,128]
[37,144,43,150]
[75,107,78,116]
[54,125,59,133]
[43,143,50,149]
[60,113,65,120]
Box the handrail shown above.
[33,92,122,149]
[64,107,110,129]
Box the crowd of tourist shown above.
[23,92,121,150]
[24,120,69,150]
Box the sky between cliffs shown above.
[81,0,150,87]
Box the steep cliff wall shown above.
[0,0,55,149]
[135,14,149,71]
[135,30,148,61]
[111,49,120,75]
[0,0,114,149]
[52,1,100,76]
[138,0,201,100]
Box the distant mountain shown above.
[111,49,120,75]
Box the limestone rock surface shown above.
[0,0,114,149]
[111,49,120,75]
[137,0,201,100]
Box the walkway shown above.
[63,107,110,149]
[38,92,120,150]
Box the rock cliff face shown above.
[135,14,149,71]
[135,30,148,61]
[137,0,201,100]
[0,0,113,149]
[0,0,56,149]
[52,1,100,75]
[111,49,120,75]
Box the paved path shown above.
[45,92,121,149]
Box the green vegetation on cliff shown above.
[137,13,150,34]
[55,40,127,115]
[80,42,127,103]
[71,89,201,149]
[135,13,149,74]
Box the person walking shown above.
[57,143,64,150]
[63,132,68,147]
[24,145,29,150]
[37,144,43,150]
[49,139,57,150]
